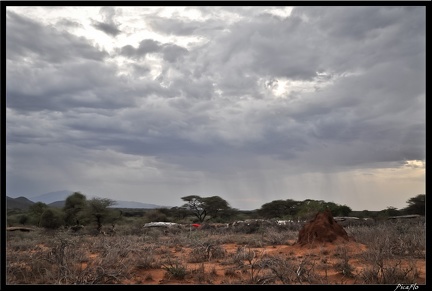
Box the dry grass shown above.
[6,218,426,285]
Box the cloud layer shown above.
[5,6,425,210]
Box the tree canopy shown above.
[63,191,88,225]
[181,195,232,222]
[258,199,300,219]
[401,194,425,215]
[86,197,119,232]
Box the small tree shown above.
[28,202,49,226]
[40,208,65,229]
[202,196,231,221]
[296,199,327,220]
[143,209,168,223]
[169,206,191,222]
[359,210,372,218]
[18,214,29,225]
[63,191,88,225]
[401,194,425,215]
[86,197,118,232]
[181,195,232,223]
[181,195,207,222]
[258,199,300,219]
[378,206,401,218]
[333,204,352,216]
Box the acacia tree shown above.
[86,197,119,232]
[295,199,352,219]
[378,206,401,218]
[40,208,64,229]
[28,202,49,226]
[181,195,207,222]
[181,195,231,223]
[204,196,232,220]
[401,194,425,215]
[296,199,327,220]
[63,192,88,226]
[169,206,190,221]
[258,199,300,219]
[324,201,352,216]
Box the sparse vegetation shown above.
[5,216,425,285]
[6,193,425,284]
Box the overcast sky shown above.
[5,6,425,211]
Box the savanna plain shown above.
[6,217,426,285]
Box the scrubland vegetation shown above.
[6,192,425,284]
[6,217,425,285]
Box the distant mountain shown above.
[47,199,165,209]
[6,196,35,210]
[30,190,75,204]
[110,200,166,209]
[48,201,67,208]
[6,190,168,210]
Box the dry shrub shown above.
[263,228,293,245]
[188,243,226,263]
[359,258,419,284]
[161,258,188,280]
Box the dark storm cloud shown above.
[120,39,188,62]
[5,11,177,113]
[6,11,108,63]
[5,6,425,194]
[6,59,142,112]
[190,5,425,98]
[194,12,322,82]
[290,6,425,74]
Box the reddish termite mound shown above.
[297,209,354,246]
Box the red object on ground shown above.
[191,223,201,228]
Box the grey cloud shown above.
[290,6,425,74]
[6,60,135,112]
[147,17,201,35]
[92,21,121,36]
[6,10,178,113]
[132,64,151,75]
[6,11,108,63]
[120,39,188,63]
[294,6,422,41]
[92,6,122,37]
[189,5,425,97]
[5,6,425,203]
[161,44,188,63]
[183,12,325,99]
[120,39,161,59]
[137,39,161,55]
[56,19,83,28]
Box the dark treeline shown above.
[6,192,425,232]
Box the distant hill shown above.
[6,196,35,210]
[46,199,165,209]
[48,200,67,208]
[6,191,168,210]
[110,200,165,209]
[28,190,75,204]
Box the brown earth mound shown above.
[297,209,354,246]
